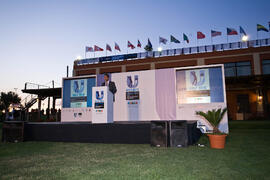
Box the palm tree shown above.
[196,108,227,134]
[0,91,21,120]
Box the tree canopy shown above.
[0,91,21,112]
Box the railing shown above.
[24,82,50,90]
[75,38,270,66]
[20,94,37,109]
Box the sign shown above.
[176,67,224,104]
[94,90,104,109]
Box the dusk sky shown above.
[0,0,270,95]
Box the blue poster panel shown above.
[62,77,96,108]
[176,67,224,104]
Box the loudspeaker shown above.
[169,121,188,147]
[187,121,202,145]
[150,121,168,147]
[2,121,24,143]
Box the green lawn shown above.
[0,121,270,180]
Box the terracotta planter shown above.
[207,134,227,149]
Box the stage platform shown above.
[24,121,201,145]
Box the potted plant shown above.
[196,108,227,149]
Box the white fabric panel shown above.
[112,70,160,121]
[61,108,92,122]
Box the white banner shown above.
[112,70,160,121]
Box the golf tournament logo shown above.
[94,90,104,109]
[126,75,140,101]
[127,75,138,88]
[70,79,87,108]
[74,80,85,93]
[186,69,210,91]
[71,79,87,97]
[96,90,104,100]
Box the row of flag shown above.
[85,23,270,53]
[86,40,143,52]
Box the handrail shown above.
[20,94,37,107]
[75,38,270,66]
[24,82,50,90]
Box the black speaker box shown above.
[150,121,169,147]
[2,121,24,143]
[169,121,188,147]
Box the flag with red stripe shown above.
[137,40,142,48]
[159,36,168,44]
[211,30,222,37]
[94,45,103,51]
[197,31,206,39]
[227,28,238,35]
[85,46,94,52]
[106,44,112,52]
[127,41,135,49]
[115,42,121,51]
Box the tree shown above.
[144,45,153,52]
[196,108,227,134]
[0,91,21,120]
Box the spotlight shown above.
[242,35,248,42]
[157,47,163,52]
[76,55,82,60]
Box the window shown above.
[224,61,251,77]
[262,59,270,75]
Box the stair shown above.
[21,96,46,111]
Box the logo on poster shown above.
[127,75,138,88]
[186,69,210,91]
[126,75,140,101]
[71,79,87,97]
[96,90,104,100]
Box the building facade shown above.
[73,39,270,120]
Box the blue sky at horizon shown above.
[0,0,270,95]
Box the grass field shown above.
[0,121,270,180]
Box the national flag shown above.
[227,28,238,35]
[147,38,152,48]
[137,40,142,48]
[239,26,247,36]
[211,30,222,37]
[159,36,168,44]
[127,41,135,49]
[170,35,180,43]
[115,42,121,51]
[197,31,206,39]
[183,33,189,43]
[257,24,269,32]
[106,44,112,52]
[144,38,153,51]
[85,46,94,52]
[94,45,103,51]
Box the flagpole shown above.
[256,30,259,46]
[239,32,242,48]
[85,50,86,59]
[239,28,241,41]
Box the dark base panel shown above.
[24,122,151,144]
[24,121,202,145]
